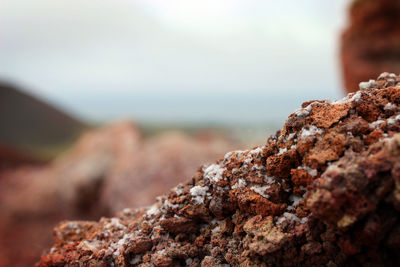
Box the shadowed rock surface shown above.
[341,0,400,93]
[37,74,400,266]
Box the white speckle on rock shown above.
[300,217,309,223]
[146,204,160,217]
[384,102,397,111]
[156,249,166,255]
[106,218,126,230]
[250,185,270,198]
[109,232,135,258]
[378,72,396,80]
[300,126,324,139]
[203,163,225,184]
[264,176,276,184]
[249,146,264,156]
[164,199,180,210]
[287,133,296,141]
[244,157,252,164]
[173,184,184,196]
[289,194,303,207]
[232,178,247,189]
[369,119,385,129]
[251,164,264,171]
[190,185,209,204]
[387,114,400,125]
[211,226,221,234]
[332,91,362,105]
[277,147,287,156]
[223,151,234,163]
[117,233,133,247]
[359,80,376,90]
[80,240,102,253]
[276,212,307,225]
[297,166,317,177]
[130,255,142,264]
[294,103,313,117]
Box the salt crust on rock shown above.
[38,74,400,267]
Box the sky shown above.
[0,0,349,125]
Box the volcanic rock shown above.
[37,74,400,266]
[341,0,400,93]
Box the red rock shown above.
[341,0,400,93]
[36,74,400,266]
[0,142,42,172]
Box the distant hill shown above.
[0,82,87,160]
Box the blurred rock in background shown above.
[341,0,400,93]
[0,119,237,266]
[0,142,42,172]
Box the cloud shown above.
[0,0,348,122]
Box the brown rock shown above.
[160,217,197,234]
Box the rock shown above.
[0,142,42,172]
[341,0,400,93]
[0,122,140,267]
[101,130,237,212]
[37,74,400,266]
[0,122,234,267]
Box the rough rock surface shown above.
[341,0,400,93]
[37,74,400,266]
[0,122,234,267]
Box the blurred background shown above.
[1,0,400,266]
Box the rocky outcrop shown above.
[341,0,400,93]
[0,122,234,267]
[37,74,400,266]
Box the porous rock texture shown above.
[38,74,400,267]
[341,0,400,93]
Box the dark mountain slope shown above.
[0,82,87,160]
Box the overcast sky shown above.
[0,0,349,125]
